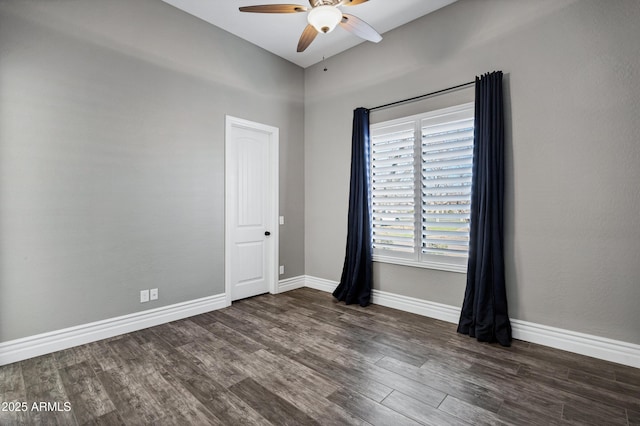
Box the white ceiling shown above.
[161,0,457,68]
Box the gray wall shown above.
[305,0,640,344]
[0,0,305,341]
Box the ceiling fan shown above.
[239,0,382,52]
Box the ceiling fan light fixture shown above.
[307,5,342,34]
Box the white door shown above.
[225,116,279,302]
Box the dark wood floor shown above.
[1,288,639,425]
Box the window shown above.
[370,103,474,273]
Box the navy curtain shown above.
[333,108,373,307]
[457,71,512,346]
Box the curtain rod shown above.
[369,80,475,112]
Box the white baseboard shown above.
[292,275,460,323]
[296,275,640,369]
[0,294,228,366]
[304,275,337,293]
[372,289,461,324]
[4,276,639,369]
[277,276,306,293]
[510,319,640,369]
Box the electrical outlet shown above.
[150,288,158,301]
[279,216,285,225]
[279,265,284,275]
[140,290,149,303]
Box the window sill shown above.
[373,254,467,274]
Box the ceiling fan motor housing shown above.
[312,0,342,6]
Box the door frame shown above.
[224,115,279,306]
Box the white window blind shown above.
[421,109,474,259]
[371,121,416,254]
[371,103,474,272]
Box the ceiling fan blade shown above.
[239,4,307,13]
[340,0,369,6]
[339,13,382,43]
[297,24,318,52]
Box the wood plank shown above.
[438,395,511,426]
[149,319,223,349]
[130,358,221,425]
[199,320,267,354]
[568,368,640,401]
[0,362,30,426]
[58,361,116,425]
[290,349,394,402]
[229,377,320,425]
[614,364,640,387]
[54,345,99,370]
[519,365,640,412]
[562,398,628,425]
[0,410,31,426]
[518,341,619,380]
[268,326,342,361]
[84,339,128,373]
[193,341,342,407]
[97,367,164,425]
[342,335,427,367]
[258,291,343,318]
[226,304,287,330]
[276,318,380,368]
[208,310,295,355]
[407,336,522,375]
[176,341,249,388]
[21,355,64,393]
[188,311,221,328]
[301,314,427,367]
[496,400,564,426]
[21,354,78,425]
[141,335,228,402]
[333,356,446,408]
[446,334,571,379]
[286,289,376,319]
[463,362,564,419]
[327,388,419,425]
[83,410,127,425]
[253,348,340,397]
[375,356,504,412]
[0,362,26,396]
[106,335,147,361]
[200,390,272,425]
[381,390,468,426]
[254,375,370,426]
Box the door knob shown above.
[265,231,271,236]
